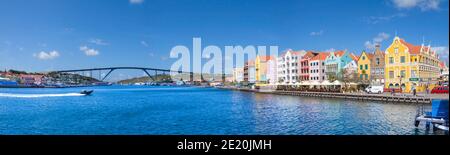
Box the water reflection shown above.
[0,86,444,135]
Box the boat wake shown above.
[0,93,85,98]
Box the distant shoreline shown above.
[0,85,100,89]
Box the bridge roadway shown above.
[52,67,194,82]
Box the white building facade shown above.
[267,58,278,84]
[277,50,305,84]
[309,52,329,82]
[232,67,244,83]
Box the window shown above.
[400,56,405,63]
[376,58,380,65]
[400,70,406,78]
[365,64,368,70]
[394,48,398,54]
[360,65,363,70]
[389,71,394,79]
[360,74,363,80]
[362,56,365,60]
[389,57,394,64]
[411,70,416,78]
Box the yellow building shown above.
[384,36,441,93]
[357,51,373,82]
[255,56,274,84]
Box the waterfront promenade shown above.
[218,86,449,104]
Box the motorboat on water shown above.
[80,90,94,95]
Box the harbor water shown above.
[0,86,444,135]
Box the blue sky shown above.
[0,0,448,80]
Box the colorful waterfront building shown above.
[324,50,353,80]
[277,49,306,84]
[343,57,359,81]
[19,74,44,85]
[439,62,448,76]
[370,45,385,85]
[384,36,441,92]
[255,56,274,84]
[299,51,318,81]
[357,51,373,82]
[244,60,256,84]
[232,67,244,83]
[267,57,278,84]
[309,52,330,82]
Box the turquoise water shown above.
[0,86,442,135]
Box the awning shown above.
[310,81,321,86]
[332,80,342,85]
[321,80,332,85]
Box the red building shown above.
[299,51,318,81]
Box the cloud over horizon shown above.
[89,38,109,46]
[391,0,441,11]
[432,46,449,64]
[364,13,407,24]
[365,32,390,50]
[80,46,100,56]
[34,50,60,60]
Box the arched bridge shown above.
[52,67,193,82]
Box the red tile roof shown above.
[258,56,275,61]
[357,52,374,62]
[335,50,346,57]
[400,39,422,55]
[439,62,446,68]
[367,53,374,60]
[350,53,359,61]
[279,49,302,57]
[311,52,330,61]
[303,51,318,59]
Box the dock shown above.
[218,87,446,104]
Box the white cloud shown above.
[310,30,324,36]
[391,0,441,11]
[141,41,149,47]
[34,50,60,60]
[365,32,390,50]
[432,46,449,63]
[365,13,407,24]
[129,0,144,4]
[80,46,100,56]
[89,38,109,45]
[149,52,155,57]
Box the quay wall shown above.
[217,87,441,104]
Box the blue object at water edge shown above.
[432,99,449,119]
